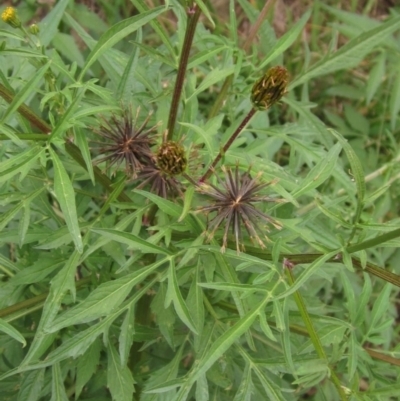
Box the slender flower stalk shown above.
[200,66,289,183]
[200,109,256,182]
[166,3,201,141]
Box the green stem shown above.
[0,277,92,319]
[249,248,400,287]
[173,233,400,286]
[286,268,348,401]
[346,228,400,254]
[166,3,201,140]
[200,108,256,182]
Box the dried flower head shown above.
[1,7,21,29]
[197,164,283,253]
[251,66,289,110]
[93,107,157,177]
[136,160,183,199]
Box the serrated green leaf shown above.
[187,46,227,69]
[175,294,270,399]
[194,0,214,28]
[167,259,198,334]
[74,127,94,183]
[107,342,135,401]
[179,185,195,222]
[259,310,277,342]
[0,318,26,347]
[369,283,392,333]
[195,373,209,401]
[50,363,69,401]
[91,227,171,255]
[187,67,235,101]
[0,122,24,146]
[390,69,400,130]
[49,87,86,141]
[79,7,165,79]
[329,129,365,228]
[253,364,286,401]
[354,273,372,326]
[187,263,205,341]
[275,250,338,301]
[0,146,45,184]
[119,306,135,367]
[291,142,342,198]
[48,257,167,331]
[366,53,385,104]
[49,148,83,253]
[130,0,175,58]
[198,282,267,293]
[0,187,44,232]
[21,249,81,365]
[151,283,176,349]
[143,343,185,397]
[10,257,63,285]
[38,0,70,46]
[233,364,252,401]
[18,202,30,247]
[259,9,311,70]
[229,0,238,45]
[117,29,142,100]
[18,369,45,401]
[43,316,115,365]
[75,339,102,399]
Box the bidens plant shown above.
[1,2,400,401]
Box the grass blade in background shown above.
[289,15,400,89]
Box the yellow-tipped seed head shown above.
[251,66,289,110]
[156,141,187,176]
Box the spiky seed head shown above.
[136,161,183,199]
[197,164,284,253]
[1,7,21,29]
[156,141,187,176]
[251,66,289,110]
[92,107,156,177]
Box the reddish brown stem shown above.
[200,108,256,182]
[166,4,201,140]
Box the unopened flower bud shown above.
[156,141,187,176]
[251,66,289,110]
[1,7,21,29]
[29,24,40,35]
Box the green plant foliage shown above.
[0,1,400,400]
